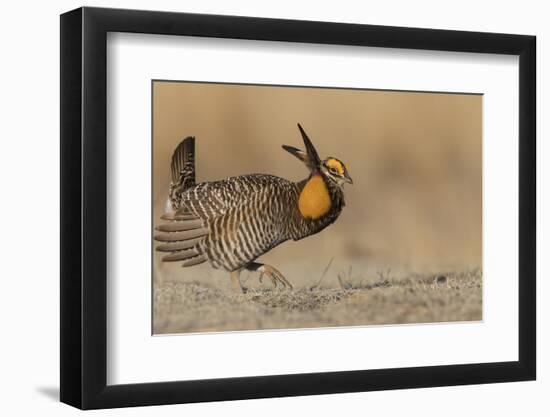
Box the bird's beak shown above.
[344,170,353,184]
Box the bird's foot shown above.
[230,270,247,294]
[257,264,293,290]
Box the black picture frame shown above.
[60,6,536,410]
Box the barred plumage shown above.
[155,124,352,291]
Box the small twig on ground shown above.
[376,268,392,282]
[310,258,334,290]
[337,274,353,290]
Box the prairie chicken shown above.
[154,124,352,292]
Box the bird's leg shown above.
[230,269,246,293]
[246,262,293,290]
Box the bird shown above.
[154,123,353,292]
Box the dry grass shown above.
[153,268,482,334]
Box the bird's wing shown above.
[177,176,267,217]
[155,175,290,268]
[154,182,233,266]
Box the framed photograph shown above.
[60,6,536,409]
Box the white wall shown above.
[0,0,545,415]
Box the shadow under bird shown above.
[154,123,353,292]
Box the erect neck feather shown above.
[298,172,332,220]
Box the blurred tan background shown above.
[153,81,481,288]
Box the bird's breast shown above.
[298,174,332,220]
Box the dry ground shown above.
[153,268,482,334]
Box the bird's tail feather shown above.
[171,136,196,186]
[168,137,196,209]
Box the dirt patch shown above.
[153,269,482,334]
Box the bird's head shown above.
[282,123,353,187]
